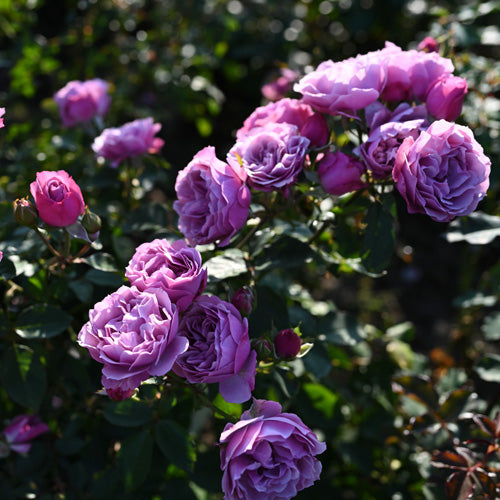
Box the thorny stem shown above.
[34,227,63,260]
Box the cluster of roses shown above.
[77,237,326,500]
[53,78,163,166]
[173,40,491,252]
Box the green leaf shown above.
[303,382,339,418]
[0,256,17,280]
[445,211,500,245]
[439,389,471,421]
[155,419,196,472]
[68,279,93,303]
[318,311,366,346]
[1,345,46,410]
[65,221,92,243]
[212,392,242,420]
[103,399,154,427]
[361,199,395,274]
[392,374,439,410]
[205,248,248,281]
[119,429,153,492]
[85,252,119,272]
[85,268,124,288]
[15,304,72,339]
[474,354,500,382]
[481,312,500,340]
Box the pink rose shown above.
[317,151,367,195]
[0,107,5,128]
[425,75,468,121]
[54,79,110,127]
[30,170,85,227]
[393,120,490,222]
[294,52,385,117]
[92,117,164,167]
[418,36,439,53]
[125,238,207,312]
[219,399,326,500]
[2,414,49,455]
[174,146,250,247]
[261,68,299,101]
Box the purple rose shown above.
[174,146,250,247]
[78,285,187,397]
[293,52,385,117]
[125,238,207,312]
[364,101,428,131]
[30,170,85,227]
[173,295,256,404]
[2,414,49,455]
[317,151,367,195]
[358,118,427,179]
[54,79,110,127]
[274,329,302,359]
[92,117,164,167]
[236,98,327,147]
[219,399,326,500]
[425,75,468,121]
[228,123,310,192]
[393,120,491,222]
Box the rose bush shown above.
[393,119,491,222]
[173,295,256,404]
[125,238,207,312]
[92,117,164,166]
[174,146,250,246]
[219,399,326,500]
[29,170,85,227]
[54,79,110,127]
[78,285,187,399]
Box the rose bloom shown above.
[228,123,310,192]
[78,285,187,399]
[0,107,5,128]
[30,170,85,227]
[92,117,164,167]
[261,68,299,101]
[2,414,49,454]
[317,151,367,195]
[236,98,328,148]
[425,75,468,121]
[174,146,250,247]
[358,118,427,179]
[293,52,385,117]
[125,238,207,312]
[219,399,326,500]
[393,120,491,222]
[54,79,110,127]
[173,295,257,404]
[364,101,428,131]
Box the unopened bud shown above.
[13,198,38,227]
[231,286,255,317]
[274,329,302,359]
[254,338,273,361]
[81,207,101,235]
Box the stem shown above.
[34,227,63,259]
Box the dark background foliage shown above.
[0,0,499,499]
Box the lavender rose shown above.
[261,68,299,101]
[78,285,187,399]
[30,170,85,227]
[92,117,164,167]
[317,151,367,195]
[174,146,250,246]
[359,118,427,179]
[173,295,257,404]
[54,79,110,127]
[125,238,207,312]
[219,399,326,500]
[228,123,310,192]
[393,120,491,222]
[293,52,385,117]
[425,75,468,121]
[1,414,49,456]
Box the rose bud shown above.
[274,328,302,359]
[425,75,468,121]
[317,151,367,195]
[231,286,255,317]
[13,198,38,227]
[81,207,102,235]
[418,36,439,53]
